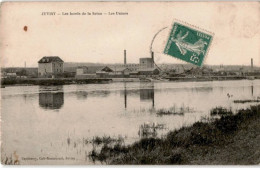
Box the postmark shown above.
[164,20,214,67]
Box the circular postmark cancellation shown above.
[164,19,214,67]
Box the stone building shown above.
[139,58,154,69]
[38,56,64,77]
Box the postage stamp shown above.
[164,20,213,67]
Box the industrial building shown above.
[139,58,154,69]
[75,50,160,78]
[38,56,64,77]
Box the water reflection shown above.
[75,91,88,100]
[120,82,155,108]
[124,82,127,108]
[87,91,110,97]
[251,84,254,96]
[39,86,64,109]
[140,82,155,107]
[2,80,260,165]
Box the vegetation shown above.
[234,99,260,103]
[138,123,166,138]
[210,107,233,116]
[156,106,195,116]
[156,108,184,116]
[91,136,124,146]
[88,105,260,164]
[88,136,125,163]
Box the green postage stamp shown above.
[164,21,213,67]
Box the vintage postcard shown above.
[0,1,259,165]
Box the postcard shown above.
[0,1,259,165]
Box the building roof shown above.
[99,66,114,72]
[112,67,131,72]
[138,68,159,72]
[38,56,64,63]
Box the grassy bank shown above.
[1,78,112,86]
[89,105,260,164]
[167,76,260,82]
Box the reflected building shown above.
[120,82,155,109]
[75,91,88,100]
[75,90,110,100]
[39,91,64,110]
[140,82,155,107]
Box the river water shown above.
[1,80,260,164]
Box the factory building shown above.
[75,50,160,78]
[139,58,154,69]
[38,56,64,77]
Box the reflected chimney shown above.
[124,82,127,109]
[124,49,127,65]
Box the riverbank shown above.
[167,75,260,82]
[2,77,260,86]
[1,78,112,86]
[89,105,260,165]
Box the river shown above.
[1,80,260,164]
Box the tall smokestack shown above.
[124,50,126,65]
[251,58,253,68]
[151,51,154,67]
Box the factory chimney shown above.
[151,51,154,67]
[251,58,253,68]
[124,50,127,65]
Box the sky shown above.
[0,1,259,67]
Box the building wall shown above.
[76,68,84,75]
[124,64,139,71]
[52,62,63,74]
[110,64,140,71]
[38,62,63,76]
[38,63,52,76]
[139,58,154,69]
[123,69,131,75]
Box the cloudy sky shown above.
[0,2,259,67]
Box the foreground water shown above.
[1,80,260,164]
